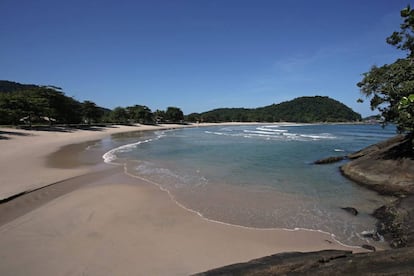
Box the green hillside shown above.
[187,96,361,123]
[0,80,41,93]
[0,80,109,125]
[1,80,361,125]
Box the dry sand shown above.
[0,124,191,200]
[0,124,365,275]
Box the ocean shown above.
[102,124,396,247]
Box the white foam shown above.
[244,130,278,135]
[205,131,228,136]
[256,127,288,133]
[122,164,363,251]
[299,134,336,140]
[102,132,165,163]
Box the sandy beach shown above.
[0,124,366,275]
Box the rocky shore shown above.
[197,133,414,275]
[341,134,414,195]
[195,247,414,275]
[341,133,414,248]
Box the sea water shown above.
[102,124,396,246]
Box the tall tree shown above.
[165,106,184,123]
[82,100,103,124]
[153,109,166,123]
[109,107,129,124]
[358,5,414,132]
[126,105,153,124]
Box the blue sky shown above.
[0,0,411,116]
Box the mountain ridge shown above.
[187,96,362,123]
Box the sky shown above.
[0,0,412,116]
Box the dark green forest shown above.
[0,81,184,126]
[0,80,361,126]
[187,96,361,123]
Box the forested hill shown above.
[0,80,184,125]
[1,80,360,125]
[187,96,361,123]
[0,80,43,92]
[0,80,110,125]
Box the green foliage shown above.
[0,81,82,125]
[82,101,104,124]
[398,94,414,131]
[358,5,414,132]
[126,105,153,124]
[187,96,361,123]
[165,106,184,123]
[154,109,166,123]
[108,107,129,124]
[185,112,201,122]
[386,6,414,56]
[0,80,39,93]
[0,81,184,126]
[258,96,361,123]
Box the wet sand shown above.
[0,124,366,275]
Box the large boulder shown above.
[314,156,346,164]
[373,195,414,248]
[195,247,414,275]
[340,134,414,195]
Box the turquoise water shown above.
[103,124,396,246]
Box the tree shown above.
[185,112,201,123]
[109,107,129,124]
[153,109,166,123]
[358,5,414,132]
[165,106,184,123]
[82,100,103,124]
[126,105,153,124]
[39,88,83,124]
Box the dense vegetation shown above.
[358,5,414,133]
[0,81,184,126]
[186,96,361,123]
[0,81,360,126]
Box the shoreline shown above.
[0,123,370,275]
[0,123,197,200]
[0,122,299,200]
[122,162,364,251]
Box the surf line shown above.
[120,161,362,250]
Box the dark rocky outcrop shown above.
[372,195,414,248]
[341,207,358,216]
[314,156,346,164]
[340,134,414,196]
[340,133,414,248]
[361,244,376,251]
[346,134,408,160]
[195,247,414,275]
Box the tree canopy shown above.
[358,5,414,132]
[186,96,361,123]
[0,83,83,125]
[165,106,184,123]
[0,80,359,126]
[0,80,185,126]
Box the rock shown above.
[346,134,407,159]
[341,207,358,216]
[361,231,382,241]
[340,134,414,196]
[372,195,414,248]
[361,244,376,251]
[314,156,346,164]
[194,247,414,275]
